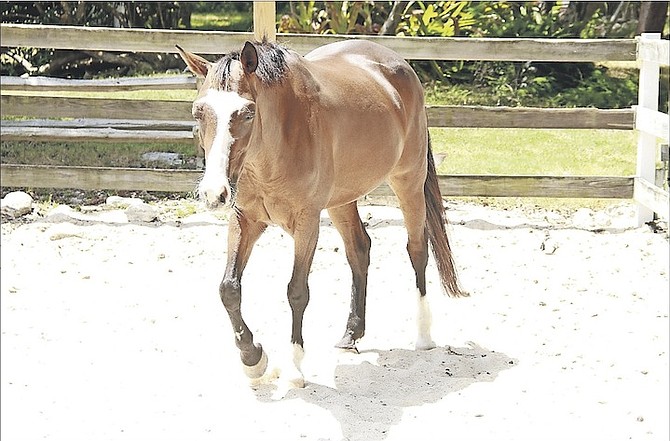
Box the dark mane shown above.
[252,40,288,84]
[211,51,240,91]
[212,40,288,89]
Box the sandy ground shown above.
[1,200,668,441]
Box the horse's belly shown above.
[327,136,403,208]
[326,181,382,208]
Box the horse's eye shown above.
[243,103,256,120]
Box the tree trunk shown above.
[378,1,408,36]
[177,1,192,29]
[637,1,668,35]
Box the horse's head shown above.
[177,42,271,209]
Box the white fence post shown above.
[253,1,276,42]
[635,33,661,226]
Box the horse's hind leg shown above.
[220,214,268,378]
[328,202,371,351]
[388,174,437,350]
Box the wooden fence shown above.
[0,6,668,224]
[633,33,670,224]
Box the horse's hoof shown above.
[242,346,268,379]
[271,375,305,400]
[415,337,437,351]
[335,335,359,353]
[286,375,305,389]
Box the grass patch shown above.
[0,141,198,169]
[3,88,196,102]
[1,128,638,213]
[172,199,200,218]
[429,127,637,212]
[430,128,636,176]
[2,129,635,176]
[190,11,253,31]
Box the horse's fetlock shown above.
[349,319,365,338]
[241,344,268,379]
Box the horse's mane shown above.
[212,39,288,90]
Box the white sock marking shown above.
[416,293,436,350]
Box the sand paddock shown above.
[1,201,668,440]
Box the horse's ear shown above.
[175,45,211,78]
[241,41,259,75]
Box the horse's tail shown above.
[424,133,468,297]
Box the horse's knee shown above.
[347,228,371,271]
[287,280,309,311]
[219,277,241,312]
[359,228,371,251]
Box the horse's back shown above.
[305,40,423,104]
[305,39,407,68]
[304,39,425,129]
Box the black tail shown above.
[424,134,468,297]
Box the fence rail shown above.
[633,33,669,224]
[0,164,634,199]
[0,75,197,91]
[0,89,635,130]
[0,23,637,61]
[0,18,667,224]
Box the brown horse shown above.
[177,39,466,387]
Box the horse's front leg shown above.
[283,214,320,388]
[220,213,268,378]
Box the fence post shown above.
[253,1,276,42]
[635,33,661,226]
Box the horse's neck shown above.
[246,88,317,183]
[257,78,314,143]
[246,60,320,166]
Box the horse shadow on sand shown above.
[254,344,516,441]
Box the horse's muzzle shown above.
[200,182,236,211]
[200,186,227,210]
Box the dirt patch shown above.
[1,201,668,440]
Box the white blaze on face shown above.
[195,89,252,207]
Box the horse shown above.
[176,38,466,388]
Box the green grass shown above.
[430,128,636,176]
[2,129,636,176]
[190,11,252,31]
[429,127,638,212]
[3,87,196,102]
[2,71,198,101]
[0,141,197,168]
